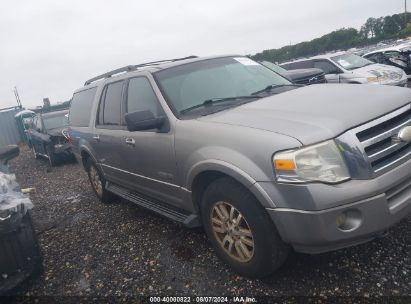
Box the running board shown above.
[106,182,201,228]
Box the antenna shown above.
[13,86,22,108]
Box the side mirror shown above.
[124,110,166,132]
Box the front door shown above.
[115,76,181,207]
[314,60,342,83]
[29,116,47,156]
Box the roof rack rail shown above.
[84,56,197,85]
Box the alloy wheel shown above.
[210,201,255,263]
[89,165,103,196]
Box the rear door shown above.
[90,80,126,183]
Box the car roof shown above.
[281,51,349,65]
[364,43,411,56]
[77,54,242,92]
[40,109,69,118]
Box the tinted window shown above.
[313,60,339,74]
[99,81,123,126]
[69,87,97,127]
[127,77,160,115]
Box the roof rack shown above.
[84,56,198,85]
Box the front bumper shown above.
[268,191,411,254]
[257,158,411,254]
[53,143,72,155]
[383,78,408,87]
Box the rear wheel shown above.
[86,158,115,203]
[201,177,290,278]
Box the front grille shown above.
[293,73,326,85]
[354,104,411,173]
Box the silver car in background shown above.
[281,52,408,86]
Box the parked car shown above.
[363,44,411,79]
[27,110,73,166]
[69,55,411,278]
[281,52,408,86]
[0,146,42,294]
[260,60,326,85]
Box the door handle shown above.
[92,135,100,141]
[125,138,135,146]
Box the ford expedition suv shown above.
[69,55,411,278]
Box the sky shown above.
[0,0,405,109]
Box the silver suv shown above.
[69,55,411,278]
[281,52,408,86]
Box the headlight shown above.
[273,140,350,184]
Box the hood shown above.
[353,63,405,81]
[281,68,324,81]
[199,84,411,145]
[46,127,67,137]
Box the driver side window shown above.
[126,77,161,116]
[314,60,340,74]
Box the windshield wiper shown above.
[180,95,261,114]
[251,84,302,96]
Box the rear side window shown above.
[69,87,97,127]
[127,77,160,115]
[98,81,124,126]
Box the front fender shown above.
[186,159,276,208]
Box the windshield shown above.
[43,114,68,130]
[330,53,374,70]
[155,57,291,116]
[260,61,287,73]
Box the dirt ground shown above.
[7,146,411,299]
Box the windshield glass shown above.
[43,114,68,130]
[330,53,374,70]
[155,57,291,116]
[260,61,287,73]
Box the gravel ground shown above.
[6,146,411,298]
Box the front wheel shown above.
[201,177,290,278]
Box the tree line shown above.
[252,12,411,63]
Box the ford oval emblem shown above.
[396,126,411,143]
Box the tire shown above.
[45,145,57,167]
[201,177,290,278]
[86,158,115,203]
[31,144,40,160]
